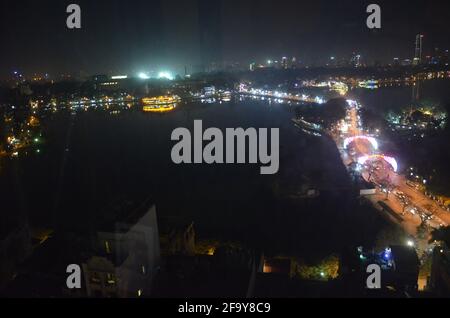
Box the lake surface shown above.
[2,80,449,259]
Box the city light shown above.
[238,84,321,104]
[157,71,174,81]
[384,247,392,260]
[143,104,177,113]
[344,136,379,150]
[346,100,358,108]
[315,96,325,104]
[357,154,399,172]
[340,123,349,133]
[2,1,450,300]
[138,72,150,79]
[142,95,180,113]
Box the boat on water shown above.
[142,95,181,112]
[358,80,379,89]
[292,118,323,137]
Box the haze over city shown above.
[1,0,449,78]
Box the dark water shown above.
[1,98,367,259]
[2,81,448,263]
[9,82,450,258]
[350,79,450,113]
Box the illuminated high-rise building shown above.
[281,57,288,69]
[413,34,424,65]
[291,57,298,69]
[444,49,449,66]
[350,52,362,68]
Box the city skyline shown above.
[1,0,450,300]
[1,0,450,79]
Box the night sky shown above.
[0,0,449,79]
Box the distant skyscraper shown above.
[281,57,288,69]
[413,34,424,65]
[328,56,337,67]
[291,57,298,69]
[431,47,445,65]
[444,49,449,66]
[350,53,362,68]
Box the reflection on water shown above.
[142,95,180,113]
[1,96,361,256]
[1,80,449,257]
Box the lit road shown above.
[388,172,449,226]
[333,99,448,257]
[363,160,449,229]
[238,87,325,104]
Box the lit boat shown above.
[358,80,379,89]
[142,95,180,112]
